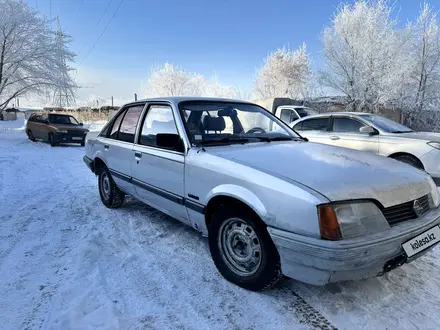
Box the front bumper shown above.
[54,131,87,144]
[268,209,440,285]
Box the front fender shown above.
[204,184,271,222]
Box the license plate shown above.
[72,137,83,141]
[402,226,440,257]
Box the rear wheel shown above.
[48,133,57,147]
[27,130,35,142]
[98,167,125,208]
[394,154,424,170]
[208,203,282,291]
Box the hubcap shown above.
[219,218,262,276]
[101,173,111,200]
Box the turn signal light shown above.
[318,204,342,240]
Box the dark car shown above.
[26,113,89,147]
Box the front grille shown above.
[382,194,430,225]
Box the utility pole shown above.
[111,96,114,107]
[134,93,137,101]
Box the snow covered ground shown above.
[1,117,440,330]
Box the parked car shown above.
[291,112,440,186]
[26,113,89,146]
[252,98,318,123]
[83,97,440,290]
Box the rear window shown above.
[295,117,329,131]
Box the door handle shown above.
[329,136,340,140]
[104,144,109,150]
[134,152,142,158]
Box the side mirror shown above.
[359,126,378,135]
[79,123,84,126]
[156,133,184,152]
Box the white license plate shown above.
[72,137,83,141]
[402,226,440,257]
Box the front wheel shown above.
[208,204,282,291]
[98,168,125,208]
[394,155,424,170]
[27,130,35,142]
[48,133,57,147]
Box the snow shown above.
[1,117,440,330]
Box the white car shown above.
[84,98,440,290]
[291,112,440,186]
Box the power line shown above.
[79,0,124,66]
[77,0,113,56]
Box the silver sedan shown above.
[291,112,440,185]
[84,99,440,290]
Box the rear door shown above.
[327,116,379,153]
[131,103,188,223]
[31,114,48,140]
[292,116,331,144]
[100,103,145,195]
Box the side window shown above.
[333,118,364,133]
[117,105,144,143]
[280,109,299,123]
[299,118,329,131]
[139,105,178,148]
[108,109,127,139]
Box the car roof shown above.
[125,96,255,107]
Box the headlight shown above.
[57,130,68,133]
[318,201,390,240]
[428,177,440,208]
[427,141,440,150]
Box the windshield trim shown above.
[177,100,301,147]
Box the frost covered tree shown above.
[319,0,407,112]
[253,44,312,100]
[406,2,440,115]
[0,0,77,112]
[142,63,239,98]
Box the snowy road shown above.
[1,118,440,330]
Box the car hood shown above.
[387,131,440,141]
[208,142,432,207]
[51,124,89,132]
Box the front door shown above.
[131,104,188,223]
[328,116,379,153]
[100,104,145,195]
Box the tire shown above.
[48,133,57,147]
[208,203,282,291]
[27,130,35,142]
[98,167,125,208]
[80,142,85,147]
[394,154,424,170]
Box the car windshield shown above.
[179,101,299,146]
[359,114,412,133]
[296,108,319,118]
[49,114,79,125]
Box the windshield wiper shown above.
[197,137,250,146]
[252,136,308,142]
[391,130,413,133]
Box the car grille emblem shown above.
[413,199,424,217]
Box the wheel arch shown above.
[93,156,107,174]
[204,185,270,229]
[388,152,425,170]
